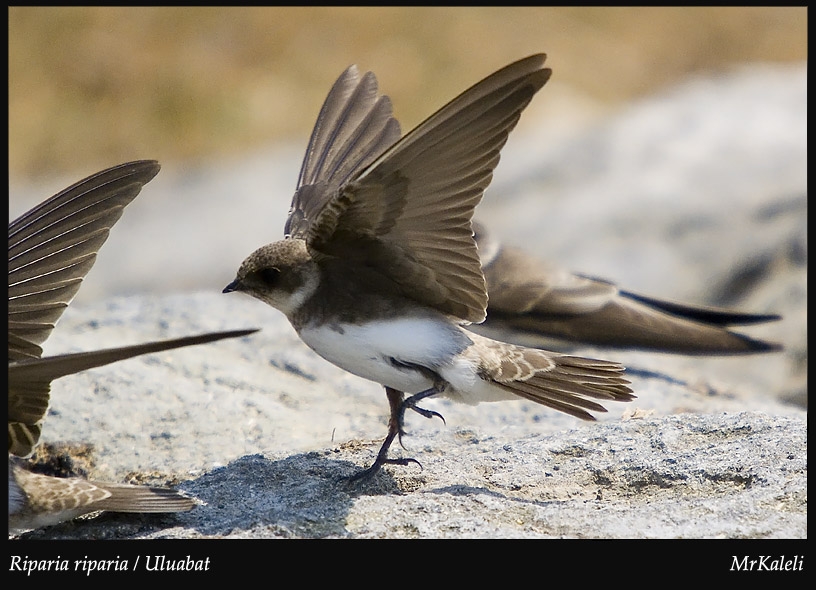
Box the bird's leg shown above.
[347,384,445,483]
[386,386,407,446]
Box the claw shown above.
[409,405,446,425]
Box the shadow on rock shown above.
[179,450,404,538]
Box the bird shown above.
[9,160,256,529]
[471,221,783,355]
[223,54,634,481]
[9,457,196,535]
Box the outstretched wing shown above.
[305,55,551,323]
[8,161,161,361]
[285,65,401,239]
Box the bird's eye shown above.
[257,267,281,286]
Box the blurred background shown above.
[8,6,807,180]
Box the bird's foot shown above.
[346,455,423,484]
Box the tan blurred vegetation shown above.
[8,7,807,180]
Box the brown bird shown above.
[8,458,196,534]
[224,55,634,481]
[471,221,782,355]
[8,161,256,530]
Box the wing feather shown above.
[8,161,160,361]
[307,55,552,322]
[286,66,401,238]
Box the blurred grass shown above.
[8,6,807,180]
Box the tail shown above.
[495,354,635,420]
[10,462,195,532]
[466,331,635,420]
[91,482,197,513]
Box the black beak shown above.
[223,279,240,294]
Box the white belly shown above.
[299,316,467,394]
[298,318,519,404]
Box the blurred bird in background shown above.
[471,221,782,355]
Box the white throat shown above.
[278,271,320,317]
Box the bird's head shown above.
[223,238,318,317]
